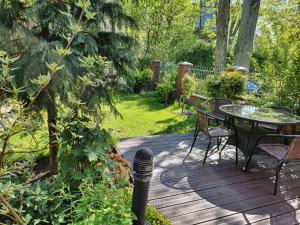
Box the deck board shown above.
[118,133,300,225]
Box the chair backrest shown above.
[196,108,209,135]
[269,106,292,114]
[285,137,300,160]
[212,98,233,119]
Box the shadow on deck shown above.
[118,133,300,225]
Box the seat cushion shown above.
[208,127,233,137]
[257,144,289,160]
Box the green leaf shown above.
[30,74,51,86]
[86,151,98,162]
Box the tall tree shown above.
[215,0,230,72]
[233,0,261,69]
[124,0,198,60]
[0,0,135,175]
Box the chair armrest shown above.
[253,134,300,149]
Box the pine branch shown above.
[26,7,85,109]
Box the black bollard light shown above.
[132,147,154,225]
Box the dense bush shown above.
[156,82,175,104]
[182,74,197,98]
[129,68,153,93]
[173,40,214,67]
[146,204,172,225]
[181,73,198,112]
[155,70,177,104]
[137,56,154,70]
[206,71,246,99]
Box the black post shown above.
[132,147,154,225]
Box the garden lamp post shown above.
[132,147,154,225]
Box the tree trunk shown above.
[215,0,231,73]
[47,96,59,175]
[233,0,261,69]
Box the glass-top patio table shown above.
[219,104,300,164]
[219,105,300,126]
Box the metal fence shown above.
[160,62,177,75]
[192,65,215,80]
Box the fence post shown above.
[176,62,193,97]
[132,147,154,225]
[150,60,161,90]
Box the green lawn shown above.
[104,94,196,138]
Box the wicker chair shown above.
[193,98,233,137]
[243,134,300,195]
[258,106,292,132]
[187,107,238,165]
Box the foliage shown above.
[137,56,154,70]
[173,40,214,67]
[181,73,197,112]
[129,68,153,93]
[251,0,300,113]
[206,71,246,99]
[156,70,177,105]
[182,74,197,99]
[0,158,134,225]
[0,1,138,224]
[0,0,136,174]
[124,0,199,60]
[0,50,45,169]
[156,83,175,105]
[146,204,172,225]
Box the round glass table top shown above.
[219,105,300,125]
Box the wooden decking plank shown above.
[150,171,299,209]
[149,165,300,200]
[252,208,300,225]
[159,173,300,218]
[171,187,300,225]
[118,133,300,225]
[201,197,300,225]
[149,161,300,191]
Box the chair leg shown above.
[203,137,212,165]
[185,131,199,161]
[274,160,284,195]
[218,138,228,158]
[193,118,199,137]
[235,133,238,167]
[243,142,256,172]
[235,144,238,167]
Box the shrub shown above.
[181,73,198,112]
[156,82,175,104]
[173,40,214,67]
[182,73,197,98]
[206,71,246,99]
[146,204,172,225]
[129,68,153,93]
[137,56,153,70]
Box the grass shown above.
[103,94,196,138]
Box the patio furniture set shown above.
[186,99,300,195]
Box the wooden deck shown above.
[118,133,300,225]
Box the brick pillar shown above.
[176,62,193,97]
[150,60,161,90]
[227,66,249,75]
